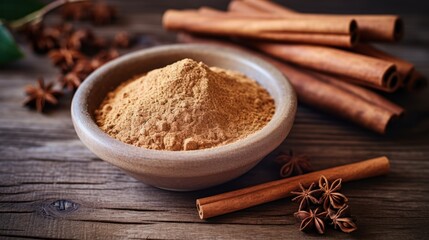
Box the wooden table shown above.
[1,1,429,239]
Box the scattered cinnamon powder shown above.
[95,58,275,151]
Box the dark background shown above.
[111,0,429,14]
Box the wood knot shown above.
[40,199,79,218]
[51,199,79,212]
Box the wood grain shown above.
[1,1,429,239]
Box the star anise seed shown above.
[294,208,327,234]
[319,176,348,210]
[328,205,357,233]
[291,182,322,210]
[275,151,313,178]
[24,78,62,112]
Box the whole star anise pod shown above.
[328,205,357,233]
[44,23,75,50]
[98,48,119,60]
[294,208,327,234]
[59,59,94,91]
[291,182,322,210]
[60,72,82,91]
[90,2,116,25]
[74,59,95,77]
[113,32,133,48]
[97,48,119,61]
[319,176,348,210]
[49,48,85,73]
[29,25,62,54]
[61,1,92,21]
[89,48,119,69]
[66,29,95,52]
[93,36,108,49]
[274,151,313,178]
[24,78,62,112]
[21,22,44,40]
[54,22,75,36]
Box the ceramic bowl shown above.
[71,44,297,191]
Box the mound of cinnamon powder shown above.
[95,58,274,151]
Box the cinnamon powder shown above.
[95,58,274,151]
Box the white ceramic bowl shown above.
[71,44,296,191]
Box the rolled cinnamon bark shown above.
[199,6,278,19]
[178,33,401,133]
[267,61,398,133]
[229,0,404,42]
[406,70,427,92]
[163,9,357,36]
[231,0,298,15]
[198,7,357,48]
[310,71,404,116]
[249,42,400,92]
[197,156,390,219]
[353,44,415,86]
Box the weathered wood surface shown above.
[1,1,429,239]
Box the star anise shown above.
[90,2,116,25]
[319,176,348,210]
[113,32,133,48]
[59,59,94,91]
[328,205,357,233]
[30,26,61,54]
[61,1,92,21]
[275,151,313,178]
[49,48,85,73]
[54,22,75,36]
[98,48,119,60]
[74,59,96,77]
[291,182,322,210]
[66,29,95,52]
[24,78,62,112]
[294,208,327,234]
[21,22,44,40]
[93,36,108,49]
[59,72,82,91]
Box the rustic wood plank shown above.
[1,1,429,239]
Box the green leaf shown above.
[0,24,24,64]
[0,0,44,21]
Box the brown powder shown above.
[95,58,275,151]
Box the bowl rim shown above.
[71,43,296,168]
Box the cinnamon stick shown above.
[353,44,415,86]
[197,156,390,219]
[197,7,357,48]
[163,9,357,40]
[310,71,404,116]
[267,62,398,133]
[229,0,404,42]
[178,33,401,133]
[235,0,298,15]
[249,42,400,92]
[406,70,427,92]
